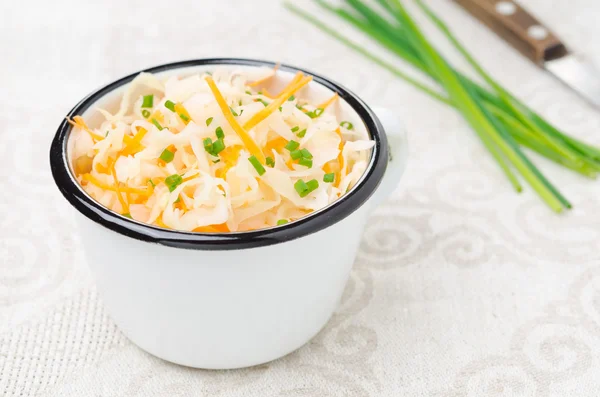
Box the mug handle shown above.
[368,107,409,209]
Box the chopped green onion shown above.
[291,126,300,132]
[141,109,151,118]
[151,119,163,130]
[179,113,190,122]
[294,179,309,196]
[248,155,266,176]
[300,148,313,159]
[245,90,252,95]
[258,91,263,95]
[230,106,239,116]
[290,150,303,160]
[239,109,244,115]
[266,156,275,167]
[105,131,110,137]
[203,138,213,153]
[213,159,221,163]
[211,139,226,155]
[159,149,175,163]
[288,95,295,101]
[285,140,300,151]
[306,179,319,192]
[206,117,213,126]
[295,178,318,197]
[340,121,354,130]
[148,179,156,188]
[164,100,176,112]
[141,94,154,108]
[307,108,324,118]
[258,99,269,107]
[206,71,213,76]
[297,128,307,138]
[323,173,335,183]
[277,219,289,225]
[123,213,133,219]
[215,127,224,139]
[165,174,183,192]
[238,99,243,106]
[279,106,283,112]
[299,158,313,168]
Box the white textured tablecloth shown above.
[2,0,600,395]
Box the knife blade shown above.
[454,0,600,109]
[545,55,600,108]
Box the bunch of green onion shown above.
[285,0,600,212]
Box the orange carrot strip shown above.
[216,145,243,179]
[81,173,151,196]
[254,72,302,100]
[68,116,135,145]
[147,110,164,123]
[120,127,148,156]
[174,195,187,211]
[181,173,200,183]
[109,158,129,213]
[67,117,104,142]
[281,72,304,92]
[146,177,164,194]
[262,136,288,158]
[193,223,230,233]
[205,76,266,163]
[243,75,313,131]
[95,156,115,175]
[247,64,280,87]
[95,163,109,174]
[317,92,339,110]
[286,158,296,170]
[334,127,345,189]
[336,149,345,190]
[221,145,243,163]
[174,103,191,124]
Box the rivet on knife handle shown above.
[454,0,568,65]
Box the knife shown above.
[454,0,600,109]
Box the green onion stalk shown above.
[285,0,600,212]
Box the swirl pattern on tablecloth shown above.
[448,267,600,396]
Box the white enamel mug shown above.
[50,59,408,369]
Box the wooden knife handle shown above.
[454,0,568,65]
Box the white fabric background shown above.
[1,0,600,395]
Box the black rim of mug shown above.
[49,58,389,250]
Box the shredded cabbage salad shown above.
[68,66,374,232]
